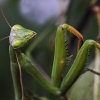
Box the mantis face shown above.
[9,24,37,49]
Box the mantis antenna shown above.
[0,36,9,41]
[0,7,11,28]
[0,7,10,41]
[0,7,24,100]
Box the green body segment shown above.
[19,53,61,96]
[9,46,61,96]
[51,24,69,87]
[9,46,22,100]
[60,40,100,95]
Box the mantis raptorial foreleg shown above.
[60,40,100,95]
[51,24,83,87]
[9,45,61,96]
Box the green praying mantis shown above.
[0,7,100,100]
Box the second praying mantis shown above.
[0,7,100,100]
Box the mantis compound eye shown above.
[9,24,37,49]
[11,40,24,48]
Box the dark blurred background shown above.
[0,0,99,100]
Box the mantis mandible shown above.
[0,7,100,100]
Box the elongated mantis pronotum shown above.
[0,7,100,100]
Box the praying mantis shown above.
[0,7,100,100]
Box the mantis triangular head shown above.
[10,25,37,49]
[0,7,37,48]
